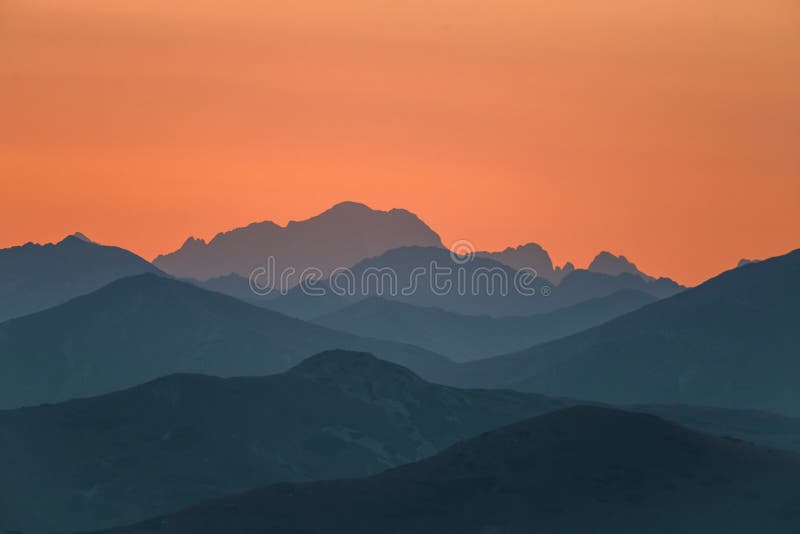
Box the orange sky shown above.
[1,0,798,285]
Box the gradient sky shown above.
[1,0,798,285]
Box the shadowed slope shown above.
[0,275,455,409]
[99,406,800,534]
[0,235,159,322]
[0,351,563,533]
[448,248,800,415]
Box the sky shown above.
[1,0,798,285]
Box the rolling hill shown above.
[0,351,564,532]
[0,274,455,409]
[97,406,800,534]
[4,351,800,533]
[447,248,800,415]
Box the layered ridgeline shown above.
[0,274,455,409]
[445,248,800,416]
[4,351,800,533]
[0,234,160,322]
[315,290,657,361]
[153,201,444,282]
[0,351,563,532]
[99,406,800,534]
[264,246,682,319]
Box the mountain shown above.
[0,234,159,322]
[0,351,565,532]
[267,246,681,319]
[478,242,574,284]
[0,274,455,409]
[447,248,800,416]
[555,268,683,302]
[4,351,800,532]
[315,290,657,361]
[188,272,279,306]
[265,246,555,318]
[97,406,800,534]
[152,202,444,282]
[588,250,654,280]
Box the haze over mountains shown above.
[445,248,800,416]
[0,274,453,409]
[0,234,159,322]
[2,200,798,533]
[315,290,657,361]
[0,202,684,323]
[100,406,800,534]
[264,246,683,319]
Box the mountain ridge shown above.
[95,405,800,534]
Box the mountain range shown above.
[0,274,454,409]
[153,202,444,282]
[315,290,657,361]
[444,248,800,415]
[4,350,800,533]
[97,405,800,534]
[0,351,562,533]
[263,246,682,319]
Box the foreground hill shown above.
[0,274,454,409]
[449,248,800,415]
[4,351,800,533]
[153,201,443,281]
[0,351,565,532]
[100,406,800,534]
[315,290,657,361]
[0,234,159,322]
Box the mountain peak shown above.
[326,200,372,212]
[181,236,207,248]
[70,232,94,243]
[288,350,426,404]
[588,251,652,280]
[58,233,96,246]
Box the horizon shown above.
[2,199,797,287]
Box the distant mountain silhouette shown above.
[0,351,565,532]
[588,250,654,280]
[266,246,681,319]
[97,406,800,534]
[478,242,574,284]
[315,290,657,361]
[0,235,160,322]
[153,202,444,282]
[0,274,455,409]
[556,268,683,302]
[446,248,800,416]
